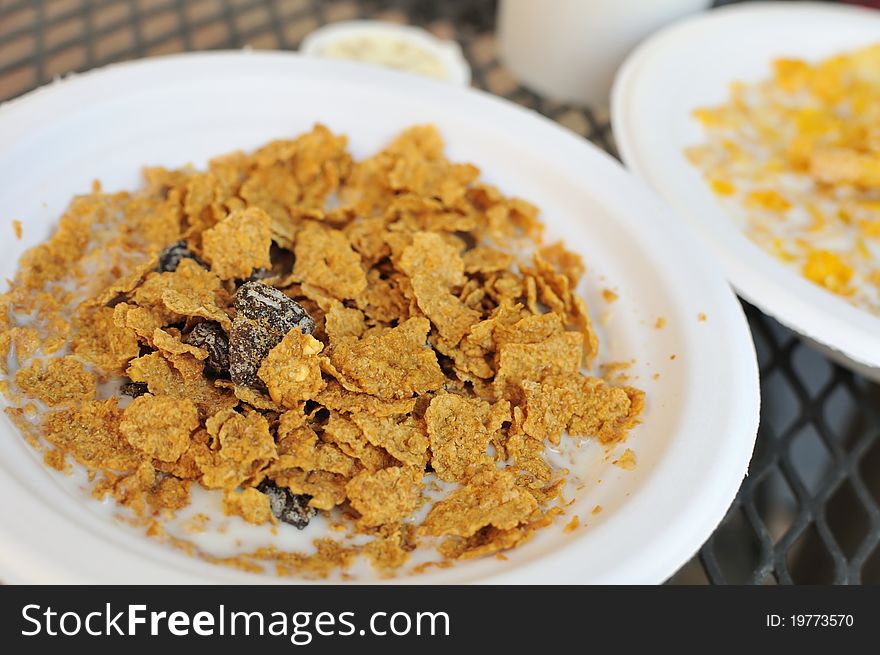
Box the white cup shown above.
[498,0,710,106]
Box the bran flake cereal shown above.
[0,124,645,578]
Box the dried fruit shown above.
[234,281,315,334]
[183,322,229,376]
[120,381,149,397]
[228,281,315,387]
[156,240,205,273]
[257,479,316,529]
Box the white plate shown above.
[612,1,880,377]
[0,52,758,584]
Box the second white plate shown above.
[613,1,880,377]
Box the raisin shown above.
[183,322,229,377]
[156,240,206,273]
[257,480,316,529]
[228,282,315,387]
[233,281,315,333]
[120,381,148,397]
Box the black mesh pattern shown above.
[0,0,877,584]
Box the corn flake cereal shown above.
[688,43,880,314]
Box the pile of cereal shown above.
[687,44,880,314]
[0,125,644,577]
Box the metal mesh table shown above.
[1,0,878,584]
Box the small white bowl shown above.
[299,20,471,87]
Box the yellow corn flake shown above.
[223,488,274,525]
[119,395,200,462]
[809,148,880,188]
[257,329,325,408]
[746,190,792,213]
[692,107,727,127]
[858,220,880,239]
[399,232,480,344]
[293,220,367,300]
[709,179,736,196]
[15,356,97,406]
[612,448,637,470]
[326,317,445,400]
[690,45,880,312]
[803,249,854,295]
[202,207,272,280]
[346,466,423,527]
[420,468,538,538]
